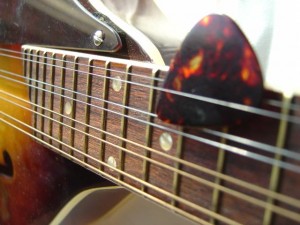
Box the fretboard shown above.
[22,45,300,225]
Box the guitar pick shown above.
[156,14,263,126]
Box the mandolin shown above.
[1,0,300,225]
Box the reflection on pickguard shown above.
[0,151,13,177]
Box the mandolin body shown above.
[1,1,300,225]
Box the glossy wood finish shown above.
[23,46,300,225]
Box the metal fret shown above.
[118,65,132,180]
[40,52,47,140]
[69,57,79,155]
[263,96,292,225]
[142,69,159,191]
[99,61,111,171]
[83,59,93,163]
[32,50,39,136]
[58,55,66,149]
[171,128,184,206]
[48,53,56,145]
[23,49,29,96]
[210,126,229,224]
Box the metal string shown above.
[2,67,299,163]
[1,53,300,161]
[1,49,300,124]
[0,111,240,225]
[1,110,300,223]
[1,89,300,210]
[1,71,300,173]
[1,48,300,223]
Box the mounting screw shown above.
[93,30,104,46]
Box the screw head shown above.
[93,30,104,46]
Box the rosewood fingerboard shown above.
[23,45,300,225]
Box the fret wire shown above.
[83,59,93,163]
[2,71,300,175]
[171,127,184,206]
[210,126,228,224]
[263,96,292,225]
[48,53,56,145]
[32,50,38,136]
[0,115,212,225]
[99,61,111,171]
[5,49,300,125]
[69,57,79,156]
[35,51,42,136]
[1,92,300,212]
[40,52,47,141]
[58,55,67,149]
[2,110,300,224]
[23,49,29,98]
[118,65,132,180]
[142,69,159,192]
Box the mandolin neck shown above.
[3,44,298,224]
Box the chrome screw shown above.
[93,30,104,46]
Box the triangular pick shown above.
[156,14,263,126]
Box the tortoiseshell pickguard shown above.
[156,14,263,126]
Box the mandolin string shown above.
[266,99,300,112]
[0,120,213,225]
[7,51,300,114]
[2,91,300,209]
[202,128,300,160]
[0,110,300,224]
[1,63,300,161]
[2,71,300,173]
[1,47,300,106]
[1,67,300,168]
[1,52,300,221]
[20,51,300,123]
[0,112,239,225]
[12,49,300,112]
[1,49,300,125]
